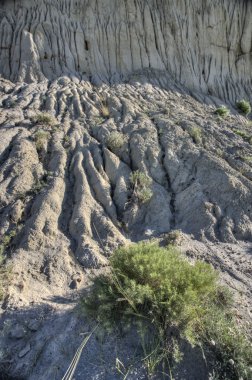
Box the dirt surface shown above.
[0,70,251,379]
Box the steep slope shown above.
[0,72,252,379]
[0,0,251,103]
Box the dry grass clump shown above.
[106,131,127,151]
[130,170,153,203]
[100,104,110,119]
[33,112,57,126]
[34,130,50,152]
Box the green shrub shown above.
[188,126,202,144]
[82,243,252,379]
[106,132,126,151]
[33,112,56,126]
[63,135,71,148]
[34,130,50,152]
[241,155,252,164]
[0,263,11,301]
[0,231,16,300]
[136,188,153,204]
[31,179,47,194]
[233,129,252,144]
[215,106,230,118]
[0,230,16,256]
[201,308,252,380]
[236,100,251,116]
[130,170,153,203]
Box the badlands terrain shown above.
[0,0,251,379]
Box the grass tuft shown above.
[233,129,252,144]
[130,170,153,204]
[215,106,230,118]
[236,100,251,116]
[188,126,202,144]
[34,130,50,152]
[33,112,57,126]
[106,131,127,151]
[0,231,15,300]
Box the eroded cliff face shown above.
[0,0,251,103]
[0,1,252,379]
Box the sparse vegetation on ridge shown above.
[82,243,252,379]
[233,129,252,144]
[0,263,11,301]
[33,112,57,126]
[130,170,153,203]
[0,231,16,300]
[106,131,127,151]
[236,100,251,116]
[215,106,230,118]
[34,130,50,152]
[0,230,17,258]
[188,126,202,144]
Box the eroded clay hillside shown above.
[0,0,251,103]
[0,1,251,379]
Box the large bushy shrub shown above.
[82,243,252,379]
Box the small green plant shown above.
[33,112,57,126]
[236,100,251,116]
[188,126,202,144]
[31,179,47,194]
[136,188,153,204]
[0,230,16,300]
[63,135,71,148]
[241,155,252,164]
[0,230,17,257]
[233,129,252,143]
[34,130,50,152]
[215,106,230,118]
[82,243,252,379]
[130,170,152,189]
[106,132,127,151]
[130,170,153,204]
[0,264,11,301]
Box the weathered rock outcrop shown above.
[0,0,251,103]
[0,1,252,379]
